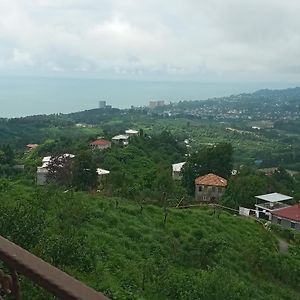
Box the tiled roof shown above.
[272,204,300,222]
[90,139,111,146]
[195,173,227,187]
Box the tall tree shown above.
[72,151,98,191]
[182,143,233,194]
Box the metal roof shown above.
[96,168,110,175]
[125,129,139,134]
[112,135,129,140]
[255,192,292,203]
[272,204,300,222]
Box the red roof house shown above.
[90,139,111,150]
[271,204,300,230]
[195,173,228,202]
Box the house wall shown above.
[271,215,300,231]
[91,144,111,150]
[97,144,111,150]
[37,170,48,186]
[195,184,226,202]
[172,171,182,180]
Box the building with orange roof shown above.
[90,139,112,150]
[195,173,228,202]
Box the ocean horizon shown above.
[0,76,298,118]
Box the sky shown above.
[1,0,300,82]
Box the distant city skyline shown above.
[0,76,298,118]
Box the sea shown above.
[0,76,297,118]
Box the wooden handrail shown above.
[0,236,109,300]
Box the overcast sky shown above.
[1,0,300,81]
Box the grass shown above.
[1,183,300,299]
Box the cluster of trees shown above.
[98,131,186,203]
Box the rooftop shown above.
[96,168,110,175]
[272,204,300,222]
[255,192,293,203]
[112,135,129,140]
[27,144,39,149]
[172,162,186,172]
[195,173,227,187]
[90,139,111,146]
[125,129,139,134]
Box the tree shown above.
[182,143,233,194]
[72,151,98,191]
[46,154,74,187]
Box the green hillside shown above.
[1,179,300,299]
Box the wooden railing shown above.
[0,236,109,300]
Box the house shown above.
[112,135,129,146]
[195,173,227,202]
[125,129,139,137]
[90,139,112,150]
[37,166,49,185]
[96,168,110,184]
[26,144,39,151]
[172,162,186,180]
[37,154,75,186]
[271,204,300,230]
[255,193,292,220]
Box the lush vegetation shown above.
[1,179,300,299]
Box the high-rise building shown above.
[149,100,165,109]
[99,101,106,109]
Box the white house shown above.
[112,135,129,146]
[125,129,139,137]
[96,168,110,176]
[255,192,292,220]
[172,162,186,180]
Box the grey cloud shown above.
[0,0,300,80]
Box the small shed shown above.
[255,193,292,220]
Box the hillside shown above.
[1,179,300,299]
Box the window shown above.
[218,187,223,193]
[277,218,282,225]
[291,222,296,229]
[212,187,216,192]
[198,186,202,192]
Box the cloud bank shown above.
[0,0,300,80]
